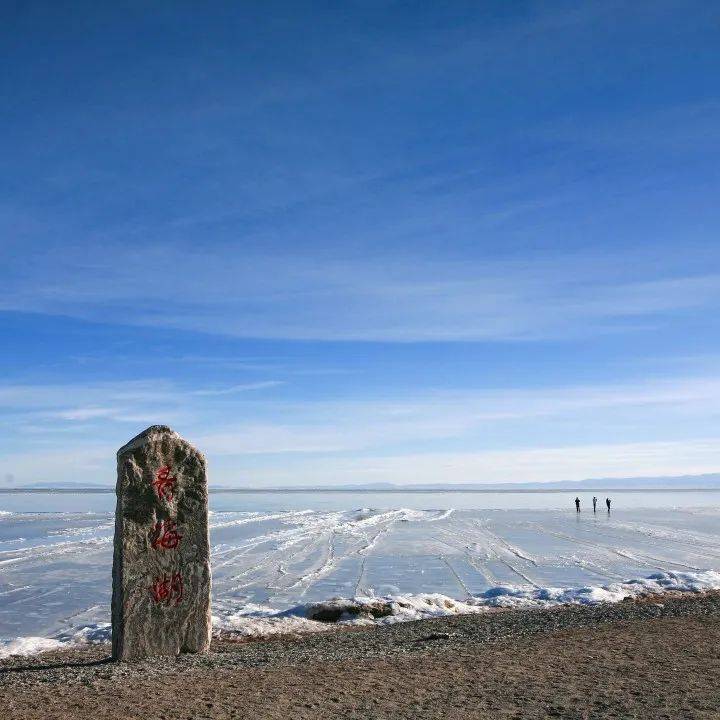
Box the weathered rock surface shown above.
[112,425,211,661]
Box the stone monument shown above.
[112,425,211,661]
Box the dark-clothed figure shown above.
[606,497,611,511]
[575,497,580,512]
[592,496,597,512]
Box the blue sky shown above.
[2,0,720,487]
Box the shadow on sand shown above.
[0,656,113,674]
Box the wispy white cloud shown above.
[0,378,283,447]
[231,437,720,486]
[191,381,284,396]
[1,373,720,485]
[51,406,124,422]
[2,241,718,342]
[3,372,720,433]
[191,376,720,459]
[0,446,114,485]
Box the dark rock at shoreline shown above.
[305,598,394,622]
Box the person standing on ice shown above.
[606,497,611,512]
[575,497,580,512]
[592,496,598,513]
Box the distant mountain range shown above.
[4,473,720,492]
[328,474,720,491]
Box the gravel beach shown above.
[2,592,720,719]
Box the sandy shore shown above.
[3,592,720,719]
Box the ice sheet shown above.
[2,505,720,657]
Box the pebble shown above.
[2,591,719,690]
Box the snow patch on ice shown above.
[4,571,720,659]
[213,570,720,638]
[474,570,720,608]
[211,592,483,638]
[0,636,65,658]
[0,623,111,659]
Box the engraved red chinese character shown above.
[149,519,183,550]
[149,572,183,606]
[153,465,177,501]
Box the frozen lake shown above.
[2,490,720,655]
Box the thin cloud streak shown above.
[2,243,719,342]
[227,438,720,487]
[191,381,284,396]
[2,373,720,486]
[196,375,720,456]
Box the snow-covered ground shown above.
[2,504,720,657]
